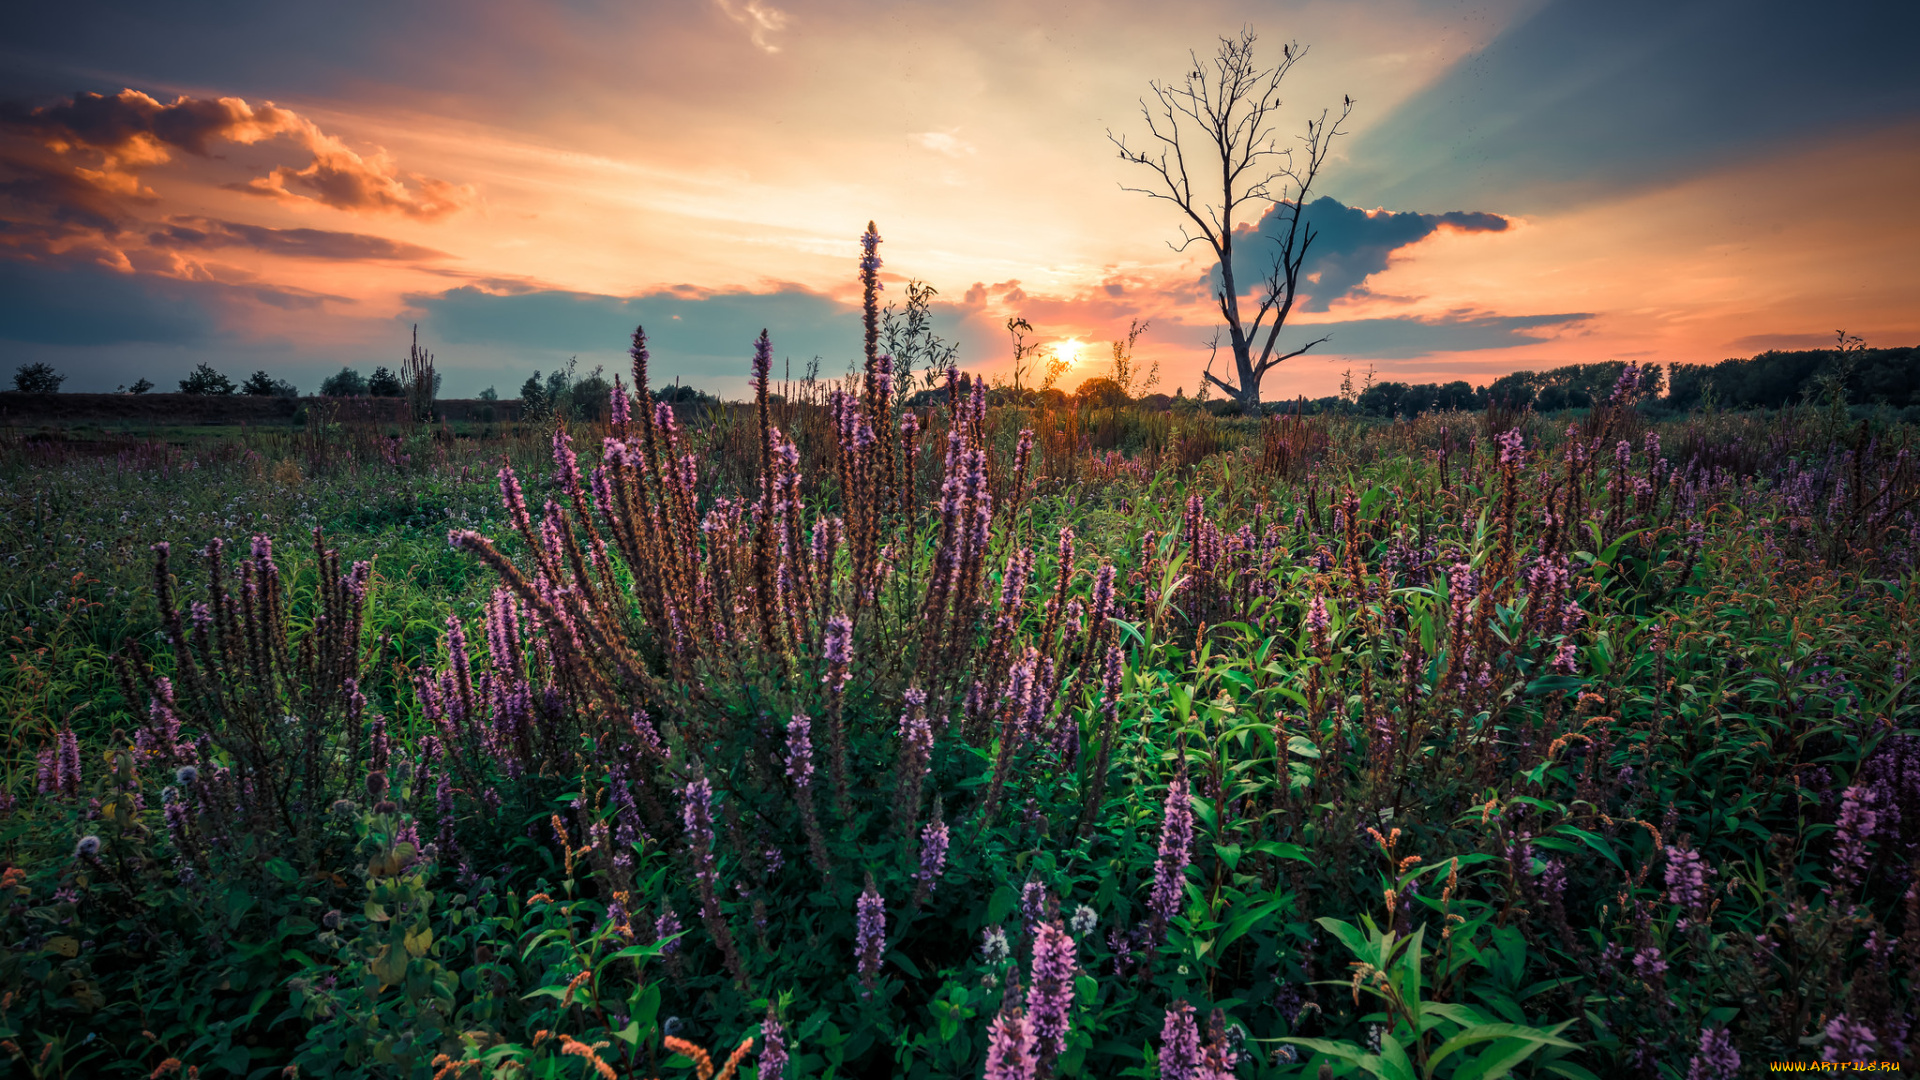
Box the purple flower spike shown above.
[759,1006,788,1079]
[823,614,853,690]
[1830,784,1881,890]
[1148,770,1195,938]
[1687,1027,1741,1080]
[1158,1002,1201,1080]
[1665,842,1714,921]
[551,428,581,497]
[1025,920,1077,1071]
[1495,428,1526,467]
[753,329,773,387]
[917,815,948,892]
[785,714,814,788]
[654,908,683,954]
[983,1009,1033,1080]
[855,876,886,989]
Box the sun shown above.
[1050,339,1084,368]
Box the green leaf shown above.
[1418,1001,1488,1028]
[889,950,923,978]
[264,858,298,884]
[1376,1031,1418,1080]
[1215,895,1288,954]
[1553,825,1625,874]
[1279,1037,1374,1066]
[987,885,1017,926]
[1249,840,1313,863]
[1524,674,1587,695]
[630,981,660,1034]
[1427,1023,1578,1076]
[1450,1033,1566,1080]
[1315,917,1372,962]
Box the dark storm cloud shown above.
[0,153,129,236]
[1207,196,1508,310]
[0,88,301,157]
[404,280,1002,392]
[1336,0,1920,213]
[1250,310,1592,362]
[148,217,449,261]
[0,257,214,345]
[407,282,867,376]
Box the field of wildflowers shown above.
[2,231,1918,1079]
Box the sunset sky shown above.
[3,0,1916,399]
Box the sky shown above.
[2,0,1915,400]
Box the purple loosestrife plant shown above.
[856,875,886,991]
[1147,769,1195,947]
[893,688,933,832]
[821,613,855,815]
[682,777,746,985]
[1686,1027,1741,1080]
[915,803,949,902]
[759,1006,788,1079]
[1024,920,1076,1073]
[983,1004,1034,1080]
[1822,1014,1880,1061]
[786,714,831,884]
[1158,1002,1201,1080]
[1665,842,1715,927]
[1831,783,1881,891]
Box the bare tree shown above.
[1110,28,1351,408]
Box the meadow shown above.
[3,296,1918,1077]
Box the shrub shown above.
[178,363,236,395]
[1073,375,1130,409]
[241,370,298,397]
[367,365,403,397]
[12,362,64,393]
[319,367,368,397]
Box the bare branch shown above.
[1113,27,1349,405]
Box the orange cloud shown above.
[2,89,474,220]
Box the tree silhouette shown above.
[1110,28,1351,408]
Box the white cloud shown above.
[909,130,976,158]
[711,0,790,53]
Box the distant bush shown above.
[366,365,403,397]
[241,370,299,397]
[124,377,154,394]
[178,363,236,395]
[1073,375,1131,409]
[320,367,369,397]
[12,362,64,393]
[1667,344,1918,411]
[519,358,617,420]
[656,383,718,405]
[476,385,499,402]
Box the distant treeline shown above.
[1326,347,1918,419]
[11,344,1916,419]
